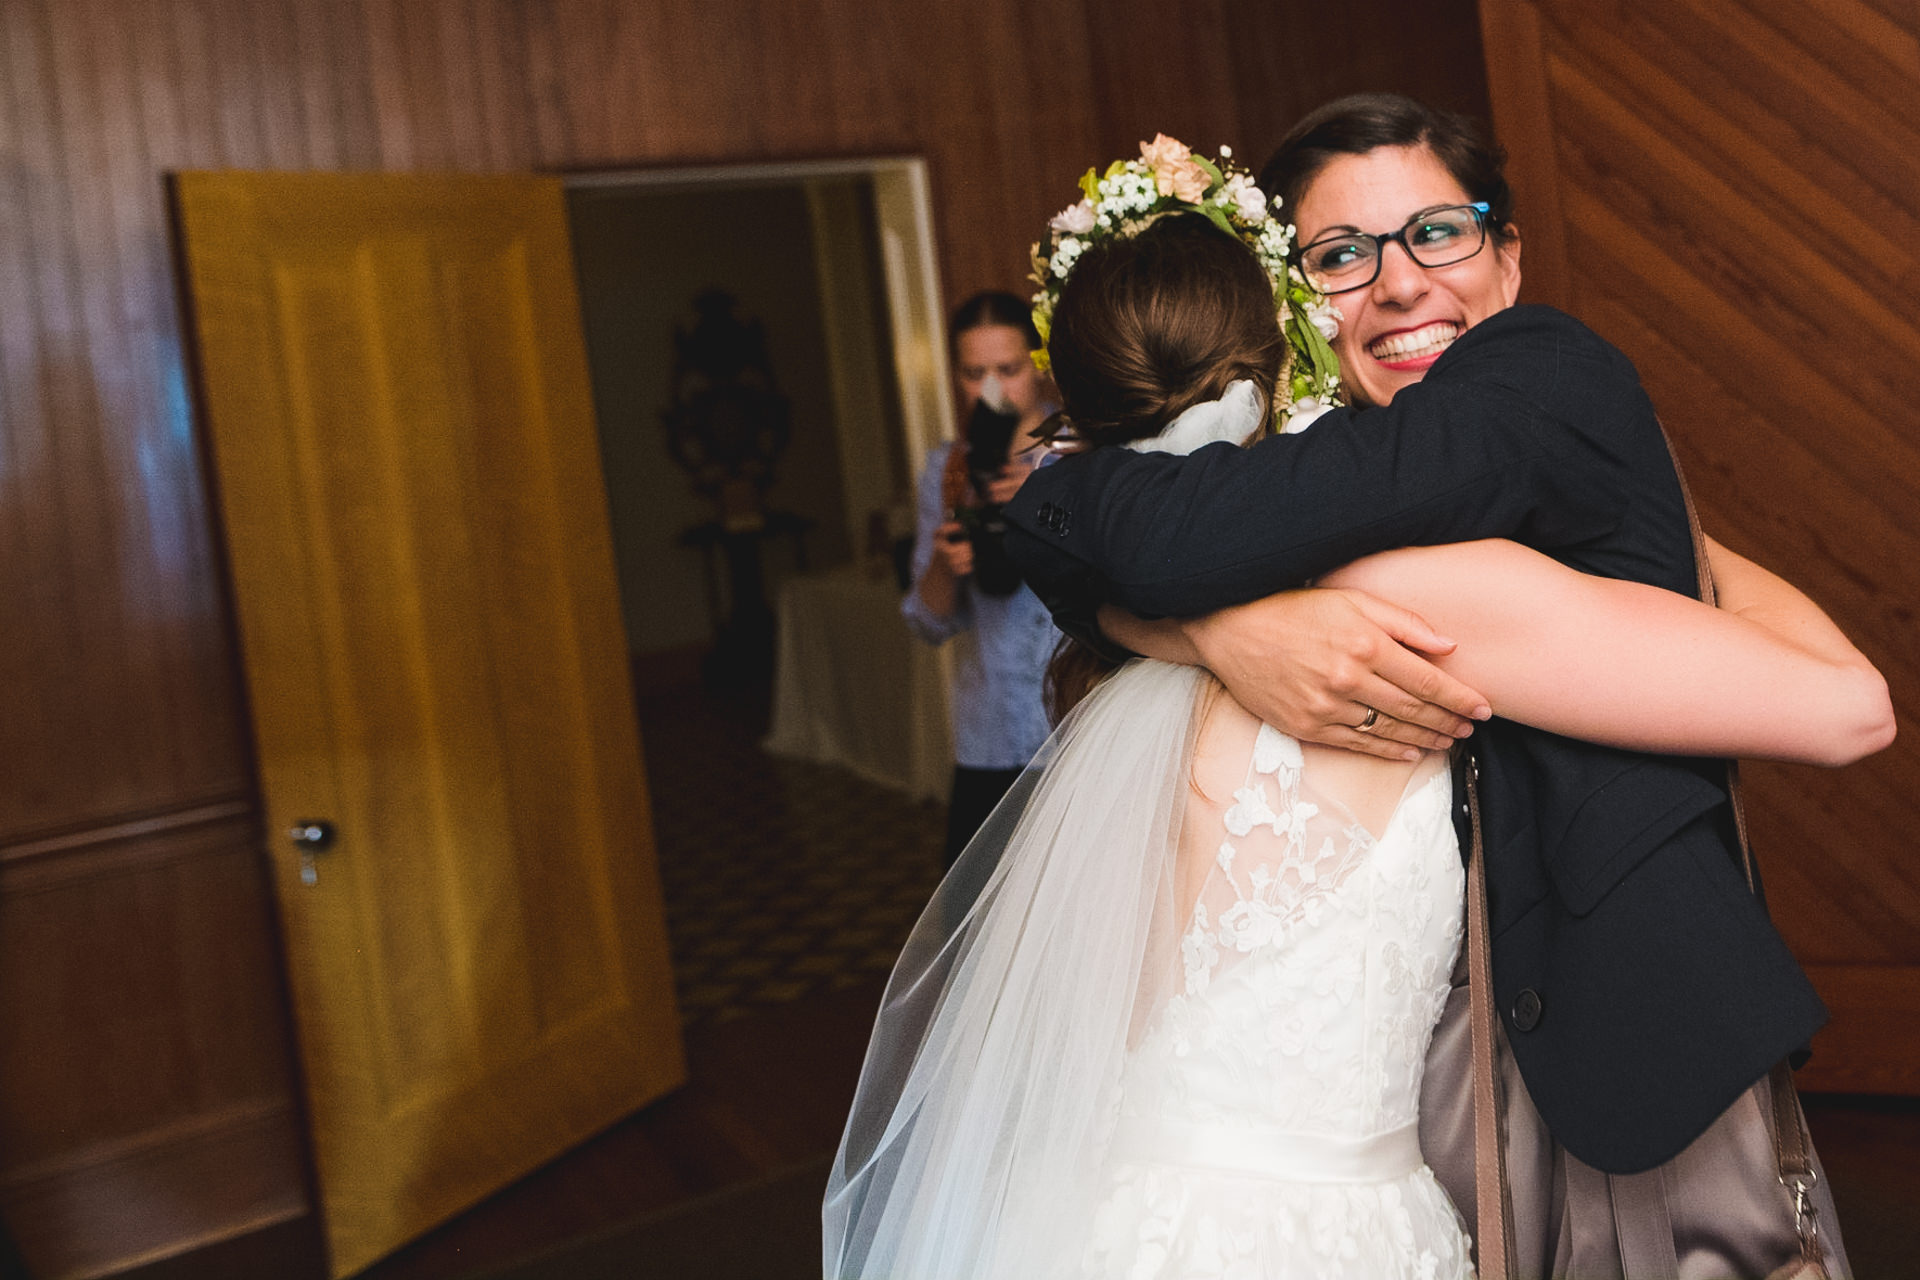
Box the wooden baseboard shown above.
[2,1100,310,1280]
[109,1215,323,1280]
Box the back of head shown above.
[1045,212,1285,449]
[1260,92,1516,240]
[948,289,1041,354]
[1040,212,1284,720]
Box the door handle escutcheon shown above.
[289,819,337,851]
[289,819,336,885]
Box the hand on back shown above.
[1184,588,1490,761]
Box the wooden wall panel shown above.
[0,0,1487,1273]
[1481,0,1920,1092]
[0,806,309,1275]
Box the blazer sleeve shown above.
[1004,306,1643,625]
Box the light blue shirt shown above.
[900,442,1059,770]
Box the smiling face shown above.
[953,324,1045,417]
[1294,144,1522,407]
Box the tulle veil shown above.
[821,659,1208,1279]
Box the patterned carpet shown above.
[637,689,947,1027]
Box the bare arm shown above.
[1099,591,1491,761]
[1320,540,1894,765]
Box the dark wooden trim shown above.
[0,796,259,894]
[0,1099,308,1280]
[0,794,254,867]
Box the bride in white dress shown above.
[823,173,1889,1280]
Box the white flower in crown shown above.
[1050,198,1096,235]
[1307,299,1343,342]
[1223,172,1269,224]
[1048,235,1086,280]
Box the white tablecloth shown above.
[762,566,953,802]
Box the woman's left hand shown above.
[1182,588,1491,759]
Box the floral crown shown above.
[1029,134,1343,431]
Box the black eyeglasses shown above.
[1296,202,1492,295]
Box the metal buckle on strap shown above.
[1783,1169,1821,1260]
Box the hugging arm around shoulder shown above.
[1004,306,1645,632]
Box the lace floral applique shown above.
[1181,904,1221,999]
[1251,722,1299,775]
[1222,783,1275,837]
[1192,729,1376,972]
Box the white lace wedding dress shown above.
[823,661,1475,1280]
[1079,710,1472,1279]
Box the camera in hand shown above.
[954,382,1026,598]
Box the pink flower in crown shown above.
[1139,132,1192,168]
[1049,199,1096,234]
[1140,133,1211,203]
[1165,160,1211,203]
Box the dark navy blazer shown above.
[1003,304,1826,1174]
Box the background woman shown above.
[902,292,1060,866]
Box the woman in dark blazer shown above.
[1004,93,1891,1276]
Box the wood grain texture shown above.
[0,0,1488,1273]
[1480,0,1920,1092]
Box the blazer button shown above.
[1511,988,1543,1032]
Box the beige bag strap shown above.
[1661,426,1826,1270]
[1463,750,1515,1278]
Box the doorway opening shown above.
[565,158,951,698]
[562,157,957,1030]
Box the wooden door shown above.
[1479,0,1920,1092]
[171,171,685,1275]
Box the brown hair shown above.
[1259,93,1517,244]
[1041,212,1286,719]
[948,290,1042,355]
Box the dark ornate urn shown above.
[662,290,810,688]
